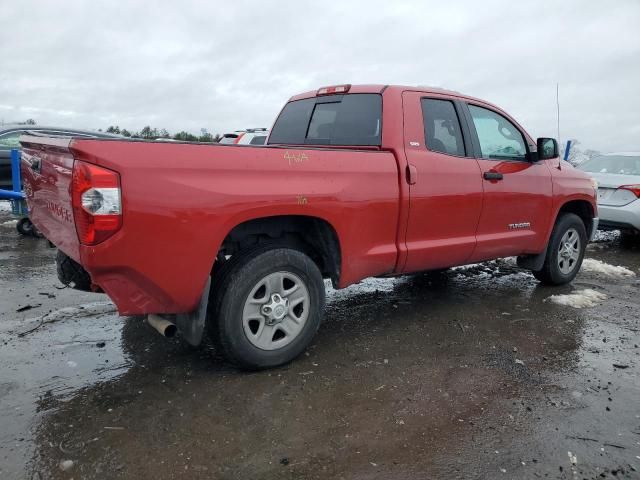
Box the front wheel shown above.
[209,246,325,370]
[532,213,587,285]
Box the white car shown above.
[218,128,269,145]
[577,152,640,237]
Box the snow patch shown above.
[500,256,518,266]
[546,289,607,309]
[581,258,635,277]
[452,263,482,271]
[452,257,517,271]
[593,230,620,243]
[0,201,12,212]
[1,219,18,226]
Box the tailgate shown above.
[20,136,81,261]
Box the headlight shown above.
[590,178,598,190]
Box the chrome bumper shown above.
[589,217,599,241]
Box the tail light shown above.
[317,84,351,96]
[71,160,122,245]
[619,184,640,198]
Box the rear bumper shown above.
[81,244,204,316]
[597,200,640,233]
[77,218,217,316]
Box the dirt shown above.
[0,207,639,479]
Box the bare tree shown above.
[560,139,600,166]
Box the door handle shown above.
[483,171,503,181]
[406,164,418,185]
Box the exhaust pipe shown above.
[147,314,177,338]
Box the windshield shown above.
[578,155,640,176]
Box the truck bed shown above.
[21,137,401,314]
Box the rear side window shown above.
[268,94,382,146]
[421,99,465,156]
[249,135,267,145]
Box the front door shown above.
[462,103,553,261]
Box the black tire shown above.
[208,246,325,370]
[532,213,587,285]
[16,217,34,236]
[56,249,93,291]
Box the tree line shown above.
[103,125,222,142]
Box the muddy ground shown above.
[0,206,639,480]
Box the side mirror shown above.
[537,137,558,160]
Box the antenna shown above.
[556,83,560,144]
[556,83,562,170]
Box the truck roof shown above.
[288,84,493,107]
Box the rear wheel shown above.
[209,246,325,370]
[56,249,92,291]
[16,217,34,236]
[532,213,587,285]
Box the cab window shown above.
[468,105,527,161]
[421,99,465,156]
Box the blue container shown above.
[0,149,28,213]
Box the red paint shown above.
[21,85,596,316]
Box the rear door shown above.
[461,103,553,261]
[20,136,81,261]
[401,92,483,271]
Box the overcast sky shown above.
[1,0,639,152]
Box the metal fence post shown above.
[563,140,572,162]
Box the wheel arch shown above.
[556,199,595,239]
[519,197,595,272]
[215,215,342,287]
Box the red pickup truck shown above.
[21,84,598,369]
